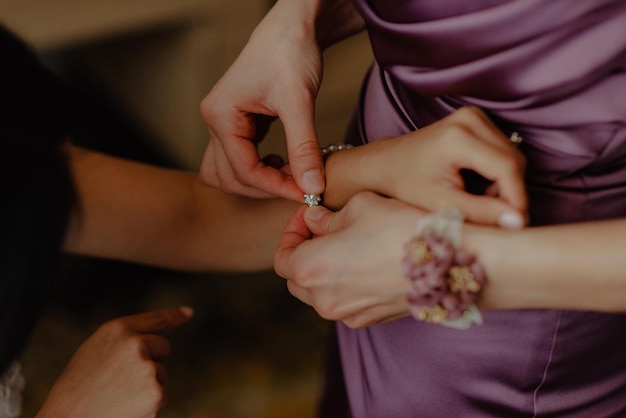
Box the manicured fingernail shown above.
[301,169,325,195]
[179,306,194,318]
[498,212,524,230]
[305,205,326,221]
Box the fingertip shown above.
[497,211,525,230]
[303,205,336,236]
[178,306,194,319]
[304,205,329,222]
[283,134,325,195]
[301,168,325,195]
[458,195,526,229]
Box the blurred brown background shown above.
[0,0,372,416]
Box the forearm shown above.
[64,146,299,272]
[273,0,365,50]
[465,219,626,312]
[185,182,300,272]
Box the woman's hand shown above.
[36,307,193,418]
[200,0,364,201]
[200,1,325,200]
[275,192,420,328]
[324,107,528,228]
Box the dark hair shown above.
[0,27,76,374]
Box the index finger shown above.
[122,307,194,334]
[210,109,303,200]
[451,133,527,213]
[447,108,528,212]
[218,131,303,200]
[212,134,302,201]
[274,206,312,280]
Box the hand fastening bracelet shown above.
[403,207,486,329]
[304,143,353,207]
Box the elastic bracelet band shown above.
[402,207,486,329]
[320,143,353,159]
[304,143,353,207]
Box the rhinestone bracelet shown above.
[402,207,486,329]
[304,143,353,207]
[320,143,353,159]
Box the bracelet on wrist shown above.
[402,207,486,329]
[304,143,353,207]
[320,143,353,160]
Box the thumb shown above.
[282,102,325,196]
[123,306,194,334]
[303,205,343,236]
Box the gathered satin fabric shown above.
[334,1,626,416]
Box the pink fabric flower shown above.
[403,231,486,324]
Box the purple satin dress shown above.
[333,1,626,416]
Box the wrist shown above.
[358,136,400,199]
[403,208,487,328]
[263,0,319,47]
[274,0,365,50]
[322,137,396,210]
[324,143,379,210]
[462,224,516,310]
